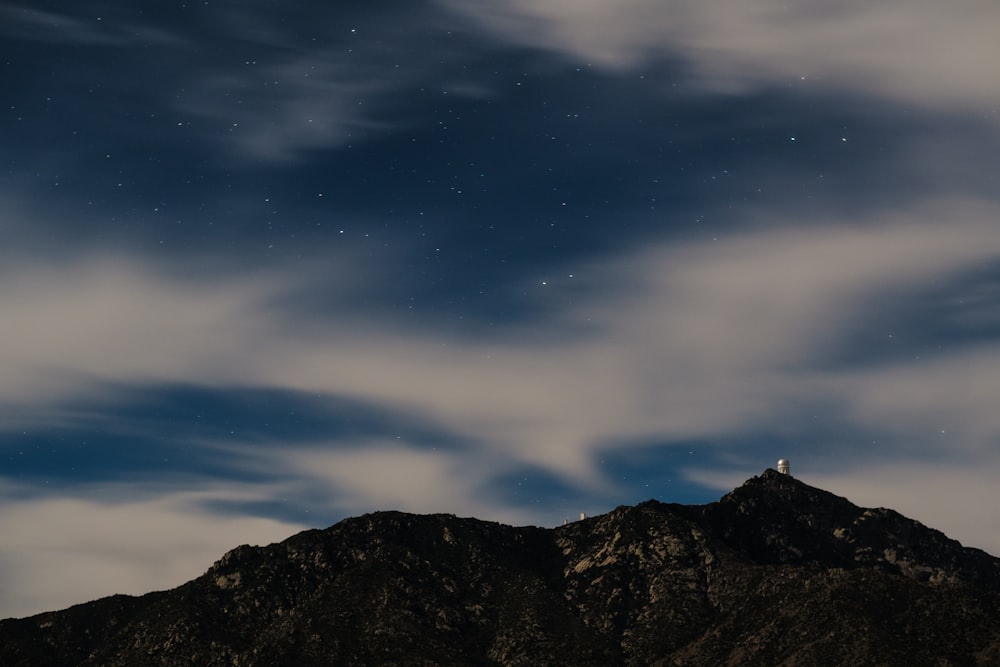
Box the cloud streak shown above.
[0,481,306,619]
[0,4,180,47]
[2,196,999,619]
[4,200,998,461]
[170,4,495,162]
[441,0,1000,115]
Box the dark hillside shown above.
[2,471,997,666]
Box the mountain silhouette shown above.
[1,470,997,665]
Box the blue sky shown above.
[2,0,1000,618]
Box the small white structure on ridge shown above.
[777,458,791,475]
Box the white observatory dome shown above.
[777,458,791,475]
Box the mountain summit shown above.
[2,471,998,665]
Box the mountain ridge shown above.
[2,470,998,665]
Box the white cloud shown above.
[0,255,290,407]
[822,349,1000,453]
[440,0,1000,114]
[3,200,999,478]
[0,484,307,619]
[271,441,548,526]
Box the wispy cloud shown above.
[170,5,494,162]
[266,440,548,525]
[2,194,998,557]
[0,4,181,47]
[440,0,1000,114]
[0,481,306,619]
[4,201,998,463]
[0,254,292,409]
[176,56,406,162]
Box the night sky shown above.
[3,1,1000,618]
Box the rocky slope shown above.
[1,470,998,665]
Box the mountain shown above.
[1,470,998,665]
